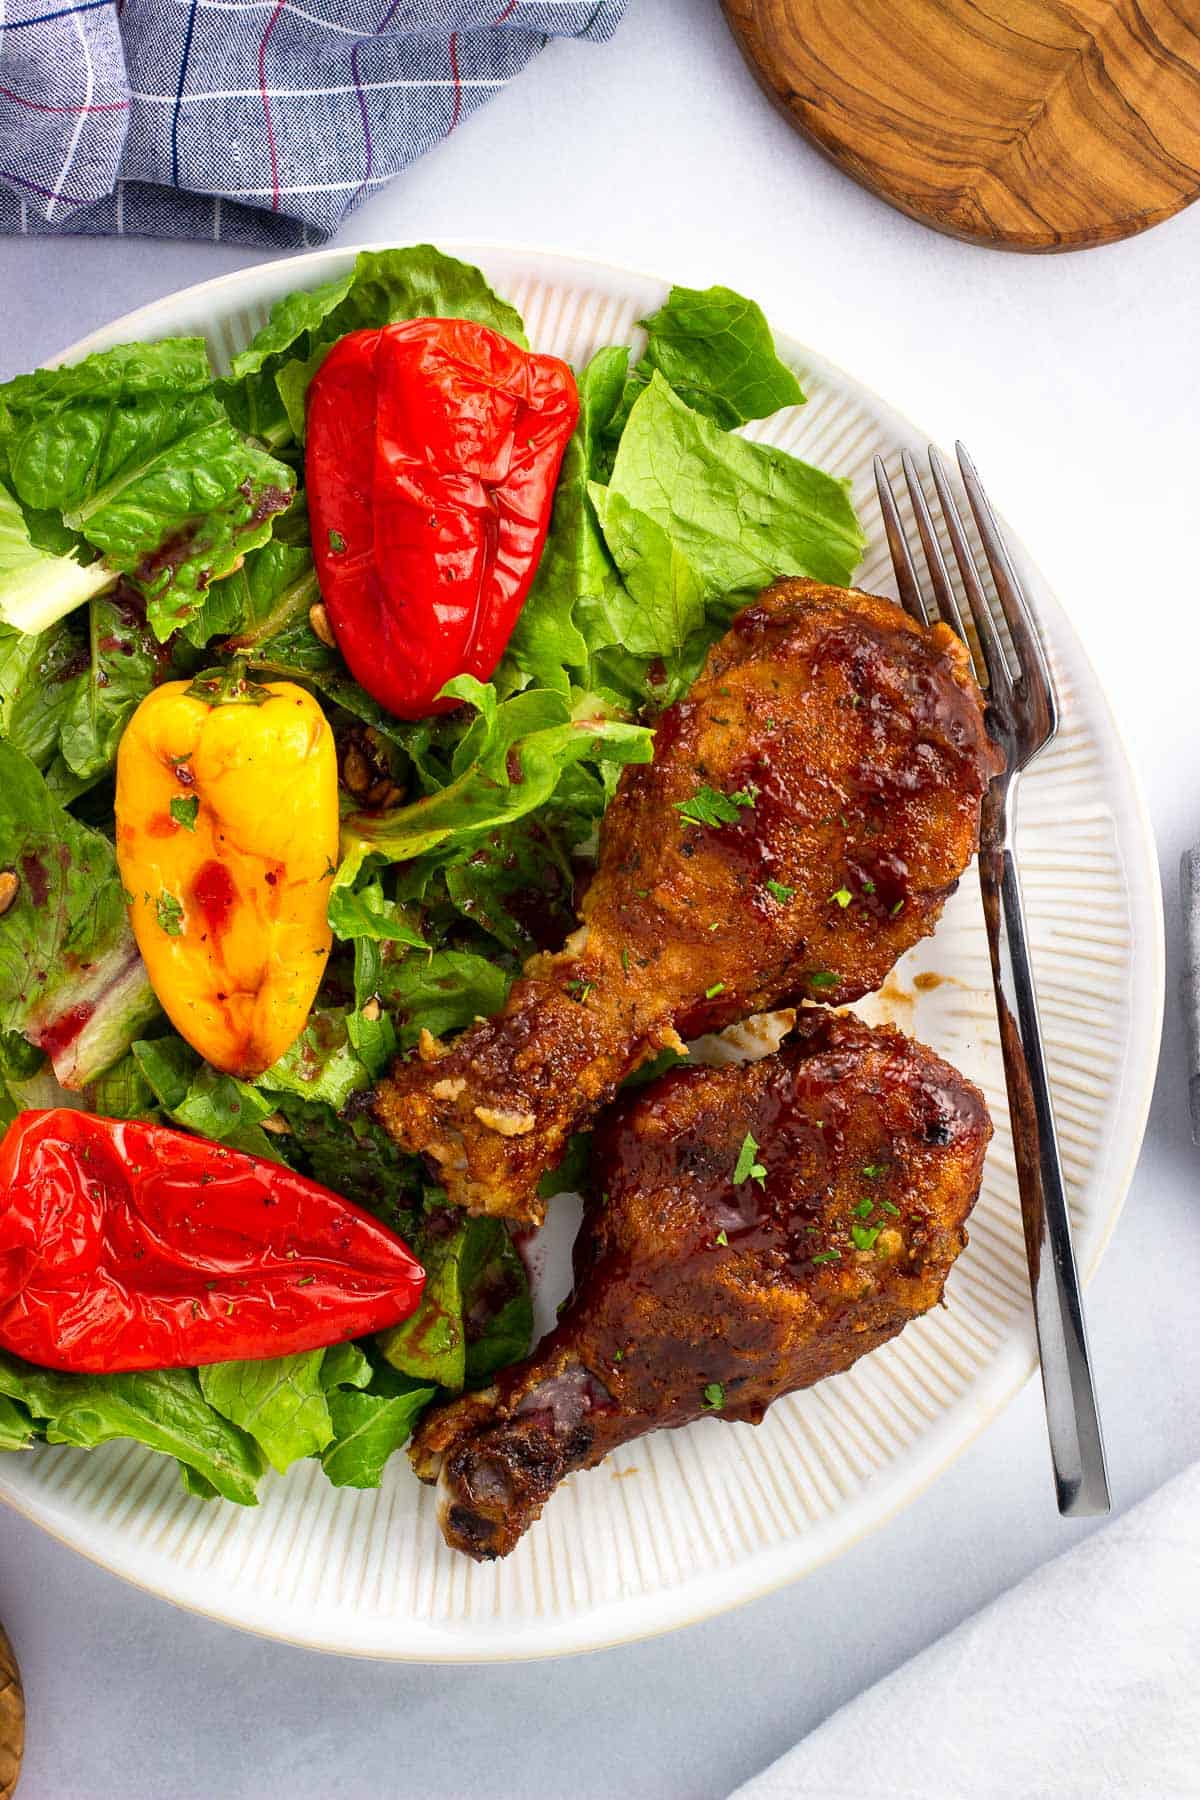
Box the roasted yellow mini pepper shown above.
[115,668,338,1079]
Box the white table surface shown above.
[2,4,1198,1795]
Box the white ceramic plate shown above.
[0,245,1163,1660]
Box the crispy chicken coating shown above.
[375,579,1000,1223]
[410,1014,992,1559]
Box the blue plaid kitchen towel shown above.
[0,0,624,244]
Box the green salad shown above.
[0,247,864,1503]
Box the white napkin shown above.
[731,1463,1200,1800]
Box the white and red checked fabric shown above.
[0,0,624,243]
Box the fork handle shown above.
[977,795,1111,1518]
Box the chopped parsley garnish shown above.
[169,794,199,832]
[862,878,876,894]
[296,1274,316,1287]
[890,898,905,916]
[567,979,595,1002]
[621,946,630,973]
[675,784,756,829]
[829,887,852,908]
[854,1197,874,1219]
[613,1349,624,1363]
[765,880,795,904]
[881,1199,900,1216]
[808,970,839,989]
[863,1163,889,1179]
[732,1131,767,1187]
[701,1382,726,1410]
[811,1249,842,1266]
[851,1223,881,1252]
[705,981,726,999]
[155,889,184,936]
[715,1229,729,1247]
[328,529,346,553]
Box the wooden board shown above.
[0,1625,22,1800]
[722,0,1200,251]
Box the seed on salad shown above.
[259,1113,292,1136]
[361,996,382,1022]
[0,868,18,916]
[308,602,336,648]
[366,778,403,810]
[342,745,372,796]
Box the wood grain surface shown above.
[0,1625,22,1799]
[722,0,1200,251]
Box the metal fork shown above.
[874,444,1110,1518]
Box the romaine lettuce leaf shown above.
[0,478,114,636]
[0,1395,34,1450]
[226,245,528,446]
[0,1353,264,1505]
[502,346,628,697]
[592,372,865,600]
[341,676,652,867]
[379,1215,533,1391]
[320,1363,437,1489]
[0,343,295,645]
[87,1048,161,1122]
[227,272,361,382]
[461,1218,535,1384]
[320,1342,373,1392]
[442,813,580,956]
[538,1129,592,1202]
[0,742,158,1086]
[378,949,511,1050]
[1,1037,85,1124]
[131,1035,283,1160]
[0,338,213,413]
[586,486,707,660]
[58,589,188,781]
[256,1008,370,1112]
[267,1093,423,1228]
[219,539,321,653]
[200,1351,331,1474]
[619,283,804,430]
[0,615,85,769]
[0,1254,433,1496]
[327,872,427,950]
[377,1228,472,1389]
[324,876,426,1078]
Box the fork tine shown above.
[873,455,929,626]
[899,450,976,674]
[927,447,1015,703]
[956,442,1058,733]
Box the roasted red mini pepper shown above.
[0,1110,424,1373]
[306,318,579,720]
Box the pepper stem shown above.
[185,658,273,708]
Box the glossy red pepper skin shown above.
[0,1110,424,1373]
[307,319,579,720]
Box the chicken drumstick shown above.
[411,1013,992,1559]
[376,578,1000,1223]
